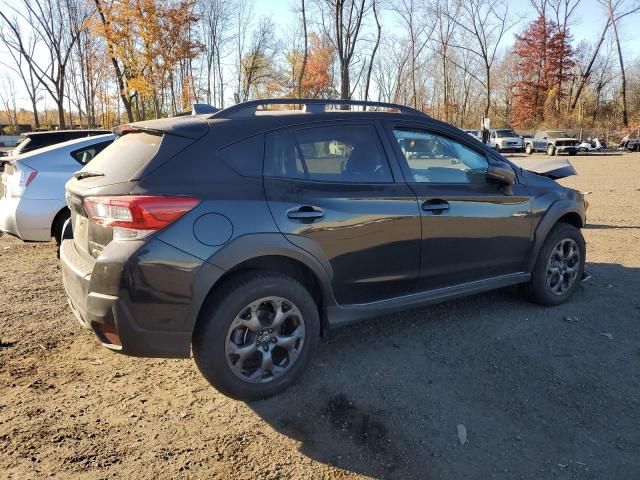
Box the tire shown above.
[568,150,577,156]
[525,144,533,155]
[495,144,501,153]
[526,223,585,306]
[193,271,320,401]
[52,208,71,246]
[547,144,555,156]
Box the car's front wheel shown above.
[547,144,556,156]
[193,272,320,401]
[526,223,585,306]
[525,144,533,155]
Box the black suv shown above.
[60,99,587,401]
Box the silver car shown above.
[0,134,114,243]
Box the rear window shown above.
[85,132,161,179]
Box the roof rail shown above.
[211,98,427,119]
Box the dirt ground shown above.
[1,152,640,479]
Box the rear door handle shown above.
[422,200,450,212]
[286,205,325,220]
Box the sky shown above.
[2,0,639,111]
[254,0,640,53]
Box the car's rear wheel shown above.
[525,144,533,155]
[193,272,320,401]
[547,144,556,156]
[526,223,585,306]
[52,208,70,246]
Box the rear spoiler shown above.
[112,115,209,139]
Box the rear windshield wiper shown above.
[73,170,105,180]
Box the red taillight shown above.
[84,196,199,239]
[25,170,38,188]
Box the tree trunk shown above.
[610,7,628,126]
[364,0,381,103]
[570,19,610,110]
[297,0,308,98]
[340,64,350,100]
[56,98,65,128]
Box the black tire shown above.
[568,150,577,156]
[547,144,555,156]
[193,271,320,401]
[525,144,533,155]
[526,223,585,306]
[52,208,70,246]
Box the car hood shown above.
[497,137,522,143]
[510,157,577,179]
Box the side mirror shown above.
[486,164,515,185]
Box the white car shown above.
[489,129,524,153]
[0,134,114,243]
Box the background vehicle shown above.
[0,134,114,244]
[489,128,524,153]
[7,129,110,157]
[59,99,587,401]
[578,138,604,152]
[524,131,579,156]
[625,138,640,151]
[463,129,481,140]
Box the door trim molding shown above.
[326,272,530,327]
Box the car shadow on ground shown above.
[248,262,640,479]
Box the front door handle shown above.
[422,200,450,213]
[286,205,325,220]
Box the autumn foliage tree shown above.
[511,14,574,128]
[285,33,334,98]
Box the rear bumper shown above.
[60,238,215,358]
[0,196,63,241]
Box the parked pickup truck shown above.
[489,129,524,153]
[524,131,579,156]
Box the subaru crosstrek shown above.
[60,99,587,401]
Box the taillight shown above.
[84,196,199,240]
[4,163,37,198]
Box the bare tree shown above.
[388,0,435,109]
[319,0,368,100]
[363,0,381,102]
[0,21,43,128]
[0,0,87,128]
[200,0,232,108]
[599,0,640,126]
[240,17,277,101]
[0,74,19,133]
[446,0,514,116]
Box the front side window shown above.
[393,129,488,184]
[266,124,393,183]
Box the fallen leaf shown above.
[600,332,613,340]
[563,316,579,323]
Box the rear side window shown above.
[70,141,113,165]
[266,124,393,183]
[85,133,161,179]
[219,134,264,177]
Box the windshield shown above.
[496,129,517,138]
[547,131,570,138]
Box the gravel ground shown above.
[1,152,639,479]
